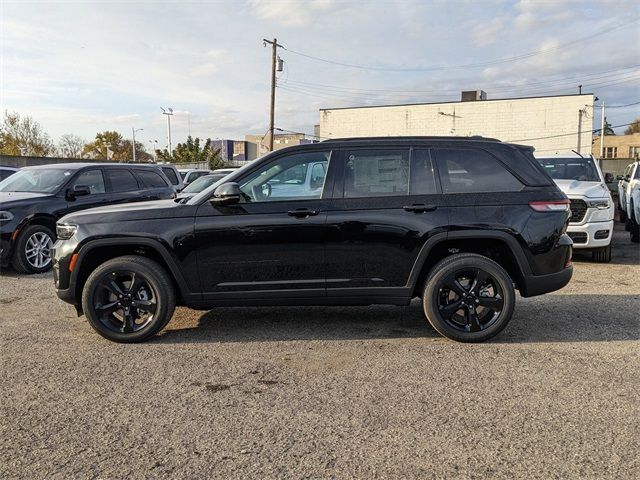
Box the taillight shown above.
[529,199,570,212]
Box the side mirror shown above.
[67,185,91,200]
[616,175,624,181]
[604,172,614,183]
[211,182,241,205]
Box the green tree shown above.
[603,117,615,136]
[83,131,147,162]
[156,136,225,169]
[0,111,55,156]
[624,118,640,135]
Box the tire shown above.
[619,208,627,224]
[81,255,176,343]
[592,244,612,263]
[11,224,55,274]
[422,253,516,343]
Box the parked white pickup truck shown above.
[537,154,614,262]
[616,161,640,242]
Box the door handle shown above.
[403,204,437,213]
[287,209,320,218]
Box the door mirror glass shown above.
[211,182,241,205]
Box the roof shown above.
[319,93,594,112]
[321,135,501,143]
[26,163,161,170]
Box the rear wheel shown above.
[81,256,176,343]
[592,244,612,263]
[12,224,55,274]
[629,205,640,243]
[422,253,515,343]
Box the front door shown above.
[194,149,334,301]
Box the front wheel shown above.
[12,224,55,274]
[592,244,612,263]
[81,256,176,343]
[422,253,515,343]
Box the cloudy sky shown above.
[2,0,639,150]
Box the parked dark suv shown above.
[52,137,573,343]
[0,163,175,274]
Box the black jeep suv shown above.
[0,163,175,274]
[52,137,573,343]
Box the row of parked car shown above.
[0,163,235,274]
[616,160,640,243]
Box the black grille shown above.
[569,199,587,223]
[568,232,587,244]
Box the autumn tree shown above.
[82,131,148,162]
[156,136,225,169]
[0,111,55,156]
[624,118,640,135]
[57,134,86,158]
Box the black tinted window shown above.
[136,170,168,188]
[344,149,409,198]
[434,148,523,193]
[161,167,179,185]
[410,149,437,195]
[106,169,139,192]
[71,169,105,194]
[0,169,16,181]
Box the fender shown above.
[71,237,198,303]
[405,230,532,290]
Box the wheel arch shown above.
[71,238,193,307]
[408,231,531,297]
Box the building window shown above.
[629,146,640,159]
[604,147,617,159]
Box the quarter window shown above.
[410,149,438,195]
[106,169,139,193]
[239,151,331,202]
[136,170,169,188]
[161,167,180,185]
[434,148,523,193]
[71,170,105,194]
[343,149,409,198]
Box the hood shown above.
[60,199,195,225]
[0,191,51,207]
[553,180,610,199]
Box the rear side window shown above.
[136,170,169,188]
[635,165,640,180]
[343,149,409,198]
[106,169,139,193]
[161,167,179,185]
[433,148,523,193]
[71,169,106,194]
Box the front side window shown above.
[434,148,523,194]
[106,169,139,193]
[239,151,331,202]
[71,169,106,194]
[343,149,409,198]
[537,157,600,182]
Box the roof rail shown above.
[321,135,502,143]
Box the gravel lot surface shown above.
[1,224,638,479]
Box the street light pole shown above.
[132,127,143,162]
[149,140,158,162]
[161,107,174,155]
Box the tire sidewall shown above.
[82,258,174,343]
[423,255,516,342]
[13,224,55,274]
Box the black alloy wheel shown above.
[82,256,176,343]
[423,253,515,343]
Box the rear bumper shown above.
[520,265,573,297]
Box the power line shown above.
[283,17,639,72]
[508,122,634,143]
[605,101,640,108]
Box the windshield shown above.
[0,168,73,193]
[181,174,226,193]
[537,157,600,182]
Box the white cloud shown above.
[249,0,336,27]
[472,17,505,46]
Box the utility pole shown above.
[263,38,283,151]
[600,102,606,159]
[577,108,583,154]
[578,84,582,95]
[132,127,143,162]
[161,107,174,154]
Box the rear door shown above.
[134,168,174,200]
[104,168,145,204]
[324,146,448,298]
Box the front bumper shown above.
[567,220,614,249]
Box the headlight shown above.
[56,224,77,240]
[0,211,14,222]
[587,199,610,209]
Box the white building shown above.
[319,92,594,156]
